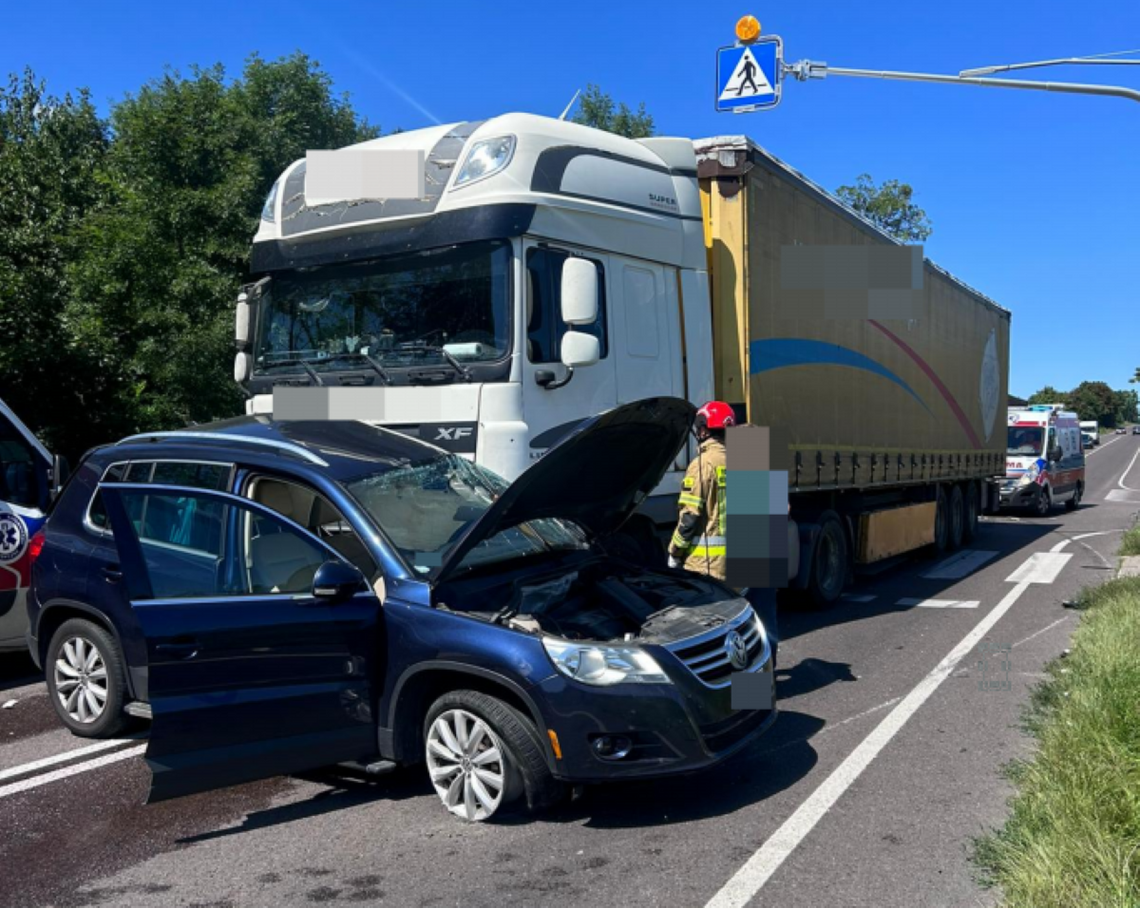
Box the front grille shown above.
[665,607,768,688]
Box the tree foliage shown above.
[571,84,655,138]
[1026,382,1138,427]
[835,174,933,243]
[0,54,377,459]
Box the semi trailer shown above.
[234,113,1011,605]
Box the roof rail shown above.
[116,431,329,467]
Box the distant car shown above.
[1134,426,1140,435]
[1117,427,1127,434]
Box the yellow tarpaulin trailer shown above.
[696,136,1010,585]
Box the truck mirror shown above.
[1050,446,1063,462]
[560,258,599,325]
[235,294,251,346]
[234,351,252,383]
[560,330,600,369]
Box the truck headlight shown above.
[453,135,515,188]
[542,637,671,686]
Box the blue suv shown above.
[28,397,775,821]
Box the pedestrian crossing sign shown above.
[716,37,783,112]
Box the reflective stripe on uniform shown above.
[688,545,727,558]
[678,493,703,509]
[671,531,692,551]
[715,465,727,535]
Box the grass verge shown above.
[973,574,1140,907]
[1120,527,1140,557]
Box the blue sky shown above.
[4,0,1138,396]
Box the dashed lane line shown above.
[0,737,139,784]
[0,744,146,799]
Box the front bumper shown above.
[999,481,1041,509]
[534,633,777,783]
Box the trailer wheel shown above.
[948,485,965,551]
[932,486,949,553]
[806,513,848,608]
[962,482,980,542]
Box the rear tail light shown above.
[27,530,45,566]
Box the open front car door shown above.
[99,481,382,802]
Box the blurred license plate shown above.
[731,670,773,710]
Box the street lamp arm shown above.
[961,57,1140,77]
[788,61,1140,104]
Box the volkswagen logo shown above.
[725,630,749,671]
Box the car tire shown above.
[962,482,980,543]
[947,485,965,551]
[424,690,566,822]
[932,486,950,553]
[1065,483,1082,511]
[45,618,131,739]
[1033,486,1052,517]
[805,513,848,609]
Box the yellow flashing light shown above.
[735,15,761,44]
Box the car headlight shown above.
[453,135,515,188]
[542,637,671,686]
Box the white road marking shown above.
[757,697,903,757]
[0,744,146,799]
[920,550,998,580]
[0,737,139,784]
[841,594,877,603]
[1011,616,1071,650]
[1086,435,1124,457]
[1050,538,1071,553]
[1005,552,1073,584]
[1105,489,1139,503]
[897,598,980,609]
[1117,449,1135,492]
[704,578,1036,908]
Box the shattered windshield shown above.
[1007,426,1044,456]
[254,240,511,375]
[346,455,588,579]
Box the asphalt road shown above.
[3,434,1138,908]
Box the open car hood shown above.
[434,397,695,584]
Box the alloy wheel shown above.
[53,636,108,724]
[426,708,508,821]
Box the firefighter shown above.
[667,400,780,661]
[668,400,732,579]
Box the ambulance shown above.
[1001,405,1085,515]
[0,398,58,652]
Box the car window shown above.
[526,248,607,364]
[88,460,231,535]
[247,476,377,578]
[0,415,45,509]
[111,489,338,599]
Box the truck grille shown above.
[665,606,769,688]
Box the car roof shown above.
[89,416,447,483]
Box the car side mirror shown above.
[561,331,600,369]
[560,258,599,325]
[312,561,365,603]
[1049,447,1063,462]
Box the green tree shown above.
[571,84,655,138]
[0,70,109,455]
[1113,388,1138,424]
[60,53,378,455]
[835,174,933,242]
[1067,381,1117,427]
[1028,386,1068,408]
[1131,367,1140,384]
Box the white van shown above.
[0,399,56,652]
[1002,406,1085,515]
[1079,420,1099,447]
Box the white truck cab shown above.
[237,114,713,525]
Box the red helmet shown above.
[696,400,736,431]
